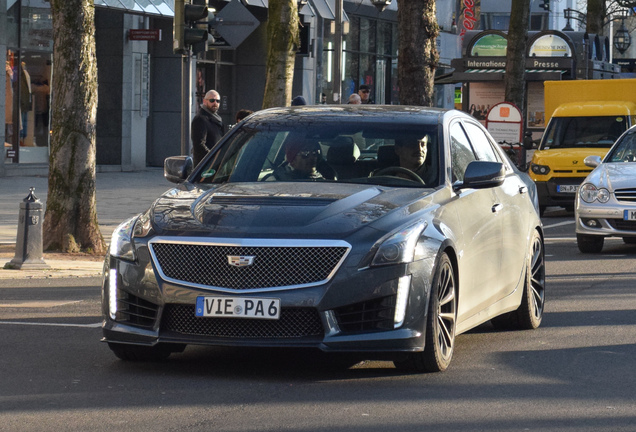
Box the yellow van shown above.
[530,80,636,214]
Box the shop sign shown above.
[458,0,481,38]
[486,102,523,144]
[470,34,507,57]
[529,34,572,57]
[128,29,162,41]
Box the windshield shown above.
[605,131,636,162]
[192,121,441,188]
[540,116,627,150]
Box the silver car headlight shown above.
[371,220,428,267]
[579,184,610,203]
[109,216,138,261]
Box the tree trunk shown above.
[504,0,530,118]
[587,0,604,35]
[43,0,105,254]
[262,0,299,109]
[397,0,439,106]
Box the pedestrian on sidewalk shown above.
[191,89,225,167]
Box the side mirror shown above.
[164,156,193,184]
[583,155,602,168]
[455,161,505,190]
[523,131,534,150]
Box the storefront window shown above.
[4,0,53,165]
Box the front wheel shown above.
[577,233,604,253]
[492,230,545,330]
[394,253,456,373]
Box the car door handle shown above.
[492,203,503,213]
[519,186,528,194]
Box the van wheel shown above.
[577,234,604,253]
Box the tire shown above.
[577,233,604,253]
[394,253,456,373]
[623,237,636,244]
[491,230,545,330]
[108,343,185,361]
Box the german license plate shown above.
[557,185,578,193]
[195,296,280,320]
[624,210,636,221]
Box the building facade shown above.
[5,0,595,177]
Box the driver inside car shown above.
[377,135,436,185]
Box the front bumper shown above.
[535,178,583,208]
[101,250,434,354]
[576,201,636,238]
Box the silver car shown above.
[102,106,545,373]
[576,124,636,253]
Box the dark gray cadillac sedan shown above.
[102,106,545,372]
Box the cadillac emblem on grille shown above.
[227,255,255,267]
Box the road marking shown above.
[0,300,82,308]
[0,321,102,328]
[543,220,575,229]
[545,237,623,242]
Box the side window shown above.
[449,122,476,182]
[462,122,500,162]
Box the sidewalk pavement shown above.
[0,168,173,280]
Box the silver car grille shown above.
[615,188,636,203]
[148,238,350,292]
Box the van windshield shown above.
[540,116,627,150]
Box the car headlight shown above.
[133,210,154,238]
[109,216,138,261]
[579,184,610,203]
[531,164,550,175]
[371,220,427,267]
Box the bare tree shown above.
[396,0,439,106]
[262,0,300,109]
[504,0,530,117]
[43,0,105,254]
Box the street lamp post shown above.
[370,0,392,12]
[614,18,631,55]
[332,0,343,104]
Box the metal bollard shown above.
[4,188,50,270]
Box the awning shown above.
[310,0,336,20]
[93,0,271,17]
[94,0,171,16]
[435,68,569,84]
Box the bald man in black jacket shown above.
[191,89,225,166]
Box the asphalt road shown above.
[0,208,635,432]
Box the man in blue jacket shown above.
[191,89,225,166]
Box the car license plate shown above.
[624,210,636,221]
[557,185,578,193]
[195,296,280,320]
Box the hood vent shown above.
[208,195,337,207]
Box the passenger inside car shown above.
[267,140,335,181]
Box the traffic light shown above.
[173,0,209,55]
[539,0,550,11]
